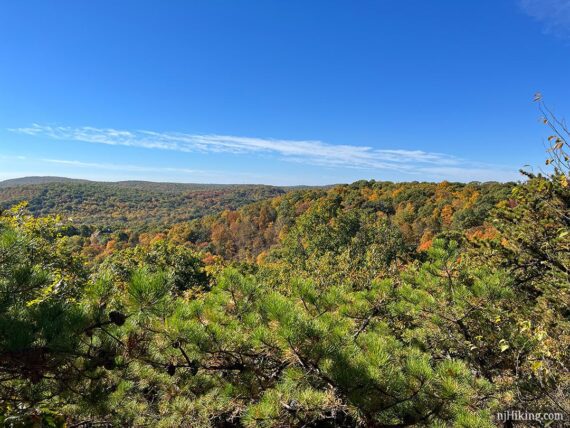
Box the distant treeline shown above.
[0,179,288,230]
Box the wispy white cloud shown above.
[39,158,274,182]
[41,158,201,174]
[0,155,276,184]
[519,0,570,38]
[9,124,519,182]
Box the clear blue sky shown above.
[1,0,569,185]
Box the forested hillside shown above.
[0,179,288,230]
[0,180,514,264]
[0,177,87,188]
[172,180,514,261]
[0,119,568,427]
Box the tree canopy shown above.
[0,109,568,427]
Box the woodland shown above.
[0,107,568,427]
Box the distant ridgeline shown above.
[0,177,516,262]
[0,177,289,230]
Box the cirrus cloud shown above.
[519,0,570,38]
[9,124,520,182]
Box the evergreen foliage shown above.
[0,109,568,426]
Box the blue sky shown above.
[1,0,570,185]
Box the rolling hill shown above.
[0,177,288,230]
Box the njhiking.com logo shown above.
[496,409,565,424]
